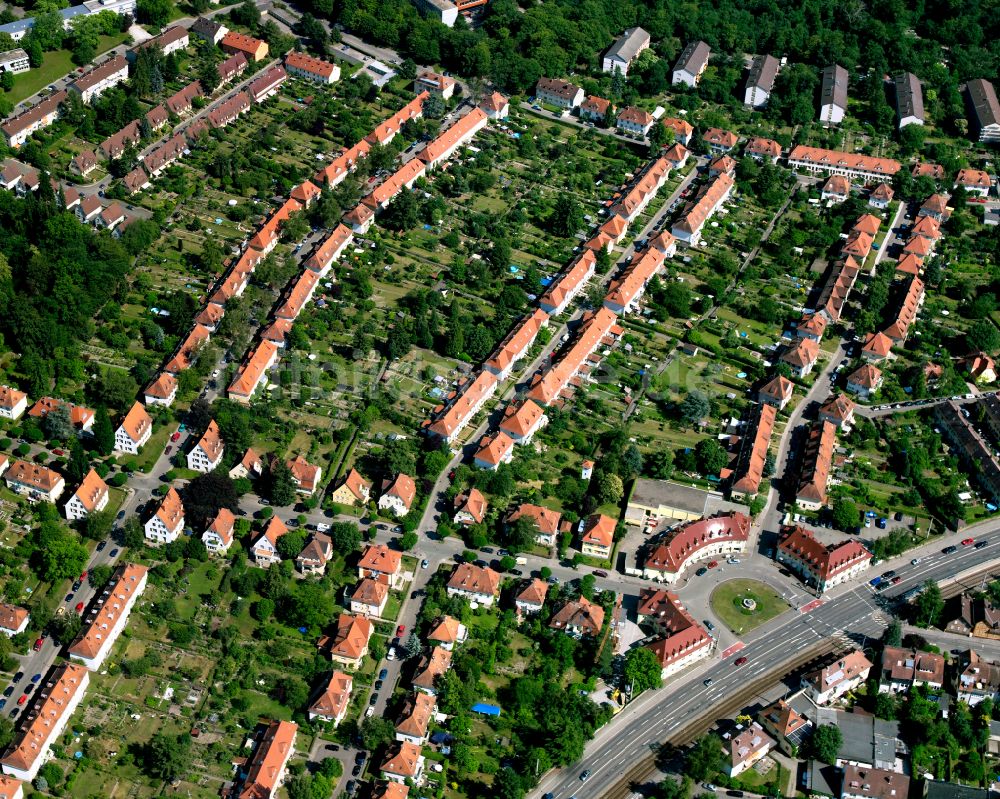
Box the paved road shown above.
[532,521,1000,799]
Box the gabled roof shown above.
[205,507,235,547]
[474,431,514,466]
[193,419,224,462]
[68,563,147,659]
[778,525,872,581]
[381,474,416,508]
[155,487,184,529]
[448,563,501,596]
[507,503,561,535]
[359,544,402,575]
[327,613,373,660]
[428,615,464,644]
[499,398,545,439]
[310,671,352,718]
[5,459,63,491]
[70,468,108,513]
[581,513,615,548]
[454,488,487,524]
[745,136,781,158]
[759,375,793,403]
[396,692,435,739]
[351,577,389,607]
[515,578,549,607]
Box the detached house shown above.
[297,533,333,576]
[447,563,501,607]
[378,474,416,517]
[427,615,467,650]
[723,722,775,778]
[309,671,352,725]
[413,646,452,694]
[143,373,177,407]
[616,106,654,136]
[5,460,64,503]
[801,649,872,705]
[580,513,615,559]
[321,613,373,670]
[395,692,436,746]
[64,468,108,522]
[602,27,650,77]
[580,95,612,122]
[380,742,424,785]
[780,338,820,377]
[879,646,945,693]
[349,577,389,616]
[0,604,29,637]
[145,487,184,544]
[758,375,794,410]
[202,508,235,555]
[549,596,605,637]
[358,544,403,588]
[453,488,488,525]
[515,579,549,615]
[286,455,322,495]
[187,419,224,473]
[114,401,152,455]
[507,503,562,547]
[535,77,584,109]
[330,468,371,507]
[251,516,287,568]
[672,40,710,87]
[0,385,27,420]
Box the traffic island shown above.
[710,578,790,634]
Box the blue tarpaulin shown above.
[471,703,501,717]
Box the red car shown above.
[707,561,719,569]
[171,431,181,442]
[52,448,64,456]
[396,625,406,636]
[79,571,87,581]
[962,538,975,546]
[891,576,902,584]
[16,695,26,706]
[734,656,748,667]
[32,639,43,652]
[75,602,84,613]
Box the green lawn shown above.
[710,579,790,634]
[7,34,130,104]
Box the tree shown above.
[874,691,897,720]
[684,734,723,781]
[913,580,944,628]
[549,193,583,237]
[680,390,710,425]
[88,563,113,589]
[884,618,902,647]
[93,407,115,455]
[67,438,89,484]
[328,522,361,553]
[0,718,13,753]
[593,471,624,506]
[145,732,192,782]
[359,716,395,750]
[136,0,172,28]
[84,508,115,541]
[182,472,240,532]
[49,610,82,645]
[269,460,298,506]
[40,534,88,583]
[44,404,75,441]
[810,723,843,764]
[400,530,418,550]
[624,647,662,694]
[695,438,727,476]
[967,319,1000,353]
[831,497,860,531]
[122,516,144,549]
[402,632,421,659]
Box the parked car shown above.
[33,638,43,651]
[421,559,429,569]
[379,668,388,680]
[593,569,608,578]
[695,567,708,576]
[75,602,84,613]
[109,548,119,557]
[96,541,106,552]
[16,695,26,706]
[704,620,715,632]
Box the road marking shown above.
[720,642,745,659]
[799,598,824,613]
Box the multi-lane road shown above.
[532,520,1000,799]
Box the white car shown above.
[727,557,740,565]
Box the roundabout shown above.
[709,578,790,634]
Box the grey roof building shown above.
[964,78,1000,143]
[819,64,848,125]
[895,71,925,128]
[602,27,650,77]
[744,54,780,108]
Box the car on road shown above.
[33,638,43,651]
[727,557,740,564]
[75,602,84,613]
[72,580,81,591]
[707,560,718,569]
[79,571,87,581]
[911,558,921,565]
[962,538,975,546]
[891,576,902,584]
[703,678,714,687]
[96,541,106,552]
[379,668,389,680]
[165,445,172,454]
[421,559,429,569]
[13,672,22,683]
[368,693,378,705]
[975,541,990,549]
[727,792,745,798]
[942,545,958,554]
[695,567,708,576]
[869,576,883,587]
[593,569,608,578]
[704,620,715,632]
[580,770,591,781]
[734,656,748,667]
[0,700,5,711]
[65,593,74,603]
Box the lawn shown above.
[8,34,130,104]
[710,579,790,635]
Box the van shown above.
[317,523,331,532]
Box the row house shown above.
[144,104,168,131]
[672,40,710,87]
[227,340,279,403]
[249,197,303,255]
[535,77,584,109]
[0,385,27,420]
[419,107,488,169]
[5,459,65,503]
[64,467,108,521]
[291,179,321,208]
[610,156,671,223]
[143,133,187,177]
[378,474,416,517]
[231,720,296,799]
[745,136,781,163]
[202,507,235,554]
[729,402,777,500]
[815,256,861,323]
[99,120,140,161]
[671,172,734,245]
[285,51,340,84]
[957,650,1000,705]
[314,140,370,187]
[777,525,872,592]
[539,250,596,315]
[0,663,89,780]
[220,30,268,62]
[275,269,320,320]
[305,224,353,277]
[882,276,924,343]
[787,145,901,183]
[642,512,751,582]
[249,65,287,103]
[879,646,945,693]
[187,419,224,473]
[68,563,147,670]
[69,55,128,104]
[145,487,184,544]
[603,246,667,314]
[644,591,713,679]
[166,80,203,116]
[935,401,1000,504]
[217,51,248,85]
[527,307,619,405]
[363,158,426,211]
[498,398,547,444]
[2,90,67,147]
[365,92,427,146]
[484,308,548,379]
[423,371,498,444]
[207,90,252,128]
[841,766,909,799]
[795,420,837,509]
[113,401,151,455]
[330,468,371,508]
[744,54,779,108]
[195,301,225,332]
